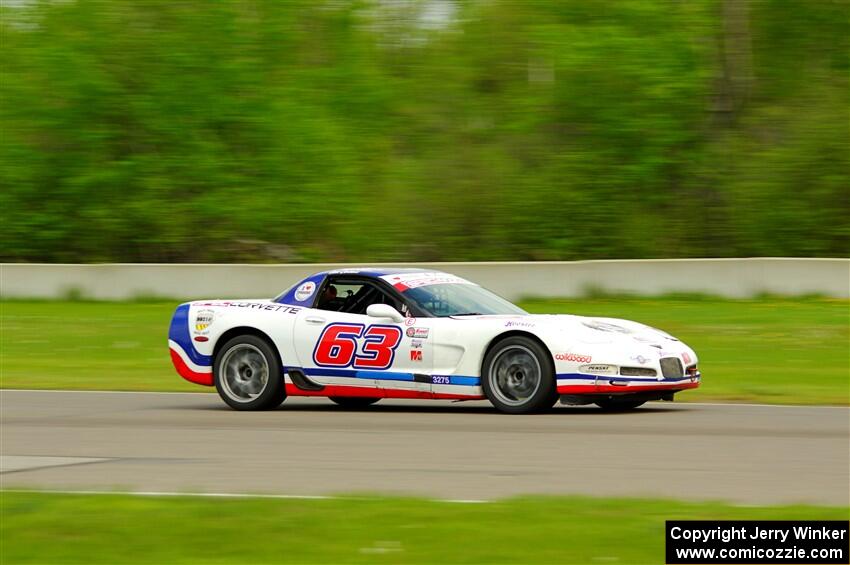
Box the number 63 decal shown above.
[312,323,403,369]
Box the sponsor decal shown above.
[405,317,416,327]
[631,355,649,364]
[193,336,209,342]
[411,339,423,349]
[409,350,423,362]
[381,272,474,292]
[554,352,593,363]
[682,352,692,365]
[504,320,534,328]
[579,364,617,376]
[406,327,429,339]
[294,281,316,302]
[195,301,301,314]
[194,310,215,334]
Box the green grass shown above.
[521,296,850,405]
[1,297,848,404]
[1,492,847,564]
[0,301,199,393]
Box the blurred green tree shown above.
[1,0,846,262]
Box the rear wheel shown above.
[214,335,286,411]
[328,397,381,408]
[482,336,558,414]
[595,398,646,411]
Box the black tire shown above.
[328,396,381,408]
[214,334,286,411]
[482,336,558,414]
[595,399,646,411]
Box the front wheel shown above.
[328,397,381,408]
[482,336,558,414]
[214,335,286,411]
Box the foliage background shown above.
[1,0,847,263]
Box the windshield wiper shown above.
[451,312,484,316]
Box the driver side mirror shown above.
[366,303,405,323]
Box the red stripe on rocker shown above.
[284,383,483,401]
[170,348,214,386]
[284,384,379,398]
[389,388,484,401]
[555,384,598,394]
[435,392,484,400]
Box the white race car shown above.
[168,268,700,414]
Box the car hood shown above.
[451,313,682,348]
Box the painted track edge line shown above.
[0,488,489,504]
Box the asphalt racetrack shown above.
[1,390,847,506]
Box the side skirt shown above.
[286,368,324,391]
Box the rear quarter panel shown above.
[169,300,302,386]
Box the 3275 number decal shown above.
[313,323,403,369]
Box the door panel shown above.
[292,274,443,397]
[292,310,380,392]
[292,309,436,396]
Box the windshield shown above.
[401,283,527,317]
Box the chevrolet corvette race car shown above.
[168,268,700,414]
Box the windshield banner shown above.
[380,272,475,292]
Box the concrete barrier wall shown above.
[1,258,848,301]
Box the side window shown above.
[315,281,361,312]
[315,279,405,316]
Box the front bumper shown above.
[556,372,701,395]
